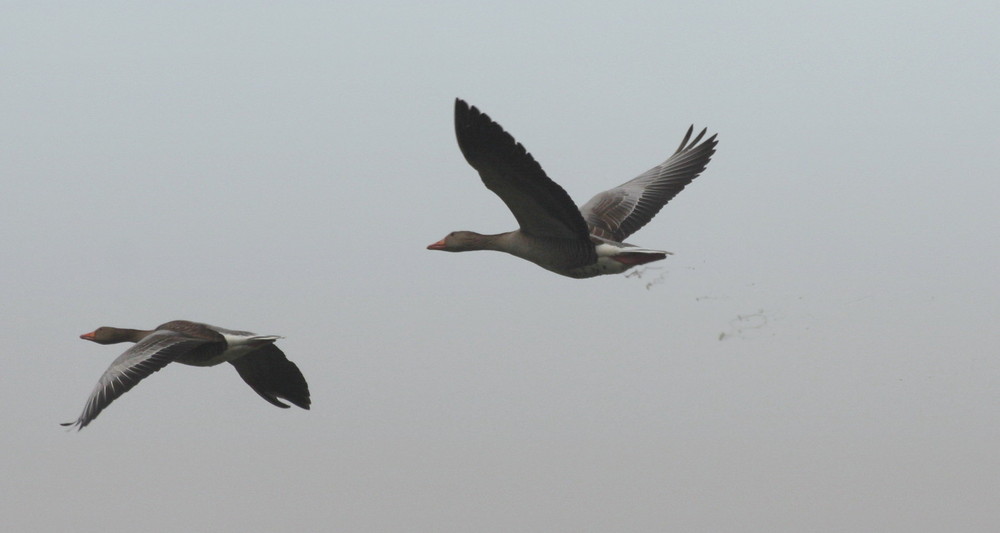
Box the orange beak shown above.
[80,331,97,340]
[427,240,446,250]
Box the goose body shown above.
[428,99,718,279]
[62,320,310,430]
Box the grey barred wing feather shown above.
[61,332,210,430]
[454,99,592,241]
[580,126,718,242]
[229,344,311,410]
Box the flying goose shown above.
[428,99,718,278]
[62,320,310,429]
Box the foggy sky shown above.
[2,2,998,531]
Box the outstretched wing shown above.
[580,126,718,242]
[62,332,208,430]
[454,99,592,241]
[229,344,310,410]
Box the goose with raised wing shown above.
[428,99,718,278]
[62,320,310,430]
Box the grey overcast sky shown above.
[2,2,998,531]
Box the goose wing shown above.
[62,331,210,429]
[229,344,311,410]
[580,126,718,242]
[454,99,591,241]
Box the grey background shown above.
[2,2,998,531]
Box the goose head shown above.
[427,231,492,252]
[80,327,147,344]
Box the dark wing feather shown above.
[229,344,310,410]
[62,331,209,430]
[454,99,591,241]
[580,125,718,242]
